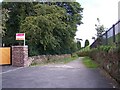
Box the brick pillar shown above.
[12,46,29,67]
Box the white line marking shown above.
[46,65,74,68]
[0,67,24,74]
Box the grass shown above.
[82,57,98,68]
[46,56,79,64]
[61,56,78,64]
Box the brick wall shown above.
[12,46,30,67]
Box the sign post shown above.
[24,34,25,46]
[16,33,25,46]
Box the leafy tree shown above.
[95,18,106,46]
[0,3,9,37]
[20,4,67,54]
[84,39,89,47]
[95,18,105,37]
[2,2,34,46]
[77,41,81,50]
[2,2,83,55]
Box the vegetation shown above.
[49,54,78,64]
[116,33,120,42]
[95,18,105,38]
[107,33,120,45]
[2,2,83,55]
[76,45,114,57]
[77,41,81,50]
[76,46,90,57]
[76,45,120,83]
[82,57,98,68]
[84,39,89,47]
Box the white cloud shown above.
[75,0,120,47]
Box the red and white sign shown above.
[16,33,25,40]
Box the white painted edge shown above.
[0,67,24,75]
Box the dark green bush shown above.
[28,46,40,56]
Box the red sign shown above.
[16,33,25,40]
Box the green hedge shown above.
[76,45,120,84]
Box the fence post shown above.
[113,24,116,43]
[118,20,120,44]
[105,31,108,45]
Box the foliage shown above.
[76,46,90,57]
[71,53,78,58]
[76,44,120,83]
[2,2,35,46]
[2,2,83,55]
[88,47,120,83]
[82,57,98,68]
[80,46,90,52]
[76,45,113,57]
[107,32,120,45]
[95,18,105,38]
[77,41,81,50]
[77,51,89,57]
[117,33,120,43]
[84,39,89,47]
[63,56,78,64]
[1,5,10,37]
[97,45,112,52]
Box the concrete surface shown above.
[2,57,115,88]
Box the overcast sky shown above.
[75,0,120,47]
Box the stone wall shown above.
[12,46,30,67]
[29,54,71,65]
[11,45,71,67]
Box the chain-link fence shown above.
[90,20,120,48]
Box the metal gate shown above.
[0,47,11,65]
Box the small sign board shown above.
[16,33,25,40]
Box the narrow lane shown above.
[2,57,114,88]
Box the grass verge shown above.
[82,57,98,68]
[59,56,78,64]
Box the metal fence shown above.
[90,20,120,48]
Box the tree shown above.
[2,2,35,46]
[2,2,83,55]
[95,18,106,46]
[84,39,89,47]
[77,41,81,50]
[95,18,105,37]
[0,2,9,37]
[20,4,67,55]
[92,36,95,41]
